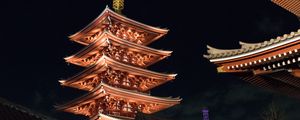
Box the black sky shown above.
[1,0,300,120]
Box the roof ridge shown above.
[205,28,300,61]
[0,97,58,120]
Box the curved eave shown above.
[106,32,172,56]
[59,59,107,86]
[103,55,177,80]
[60,55,176,87]
[56,83,181,112]
[69,6,110,41]
[64,37,107,63]
[55,86,106,111]
[96,113,126,120]
[65,31,172,66]
[209,35,300,63]
[105,7,168,33]
[102,83,182,104]
[69,6,168,43]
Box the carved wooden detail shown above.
[82,19,110,44]
[74,101,97,116]
[79,53,102,66]
[76,45,157,67]
[105,67,161,91]
[79,20,152,45]
[74,67,161,92]
[105,45,156,67]
[109,22,147,45]
[80,96,143,118]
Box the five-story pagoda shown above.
[56,0,181,120]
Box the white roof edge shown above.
[210,35,300,62]
[98,113,123,120]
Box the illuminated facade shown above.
[204,0,300,99]
[56,4,181,120]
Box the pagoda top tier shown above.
[56,82,181,118]
[65,31,172,68]
[69,6,169,46]
[204,29,300,63]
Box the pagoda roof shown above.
[272,0,300,17]
[65,31,172,67]
[56,83,181,114]
[204,29,300,62]
[69,6,168,45]
[60,55,176,91]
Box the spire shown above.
[113,0,124,14]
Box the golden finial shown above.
[113,0,124,14]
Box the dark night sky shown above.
[1,0,300,120]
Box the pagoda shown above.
[56,0,181,120]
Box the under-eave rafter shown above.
[272,0,300,17]
[69,6,168,46]
[65,31,172,68]
[241,74,300,99]
[60,55,176,92]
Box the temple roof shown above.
[65,31,172,67]
[272,0,300,17]
[56,83,181,114]
[69,6,168,45]
[60,55,176,91]
[204,29,300,62]
[0,98,57,120]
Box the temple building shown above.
[56,1,181,120]
[204,0,300,99]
